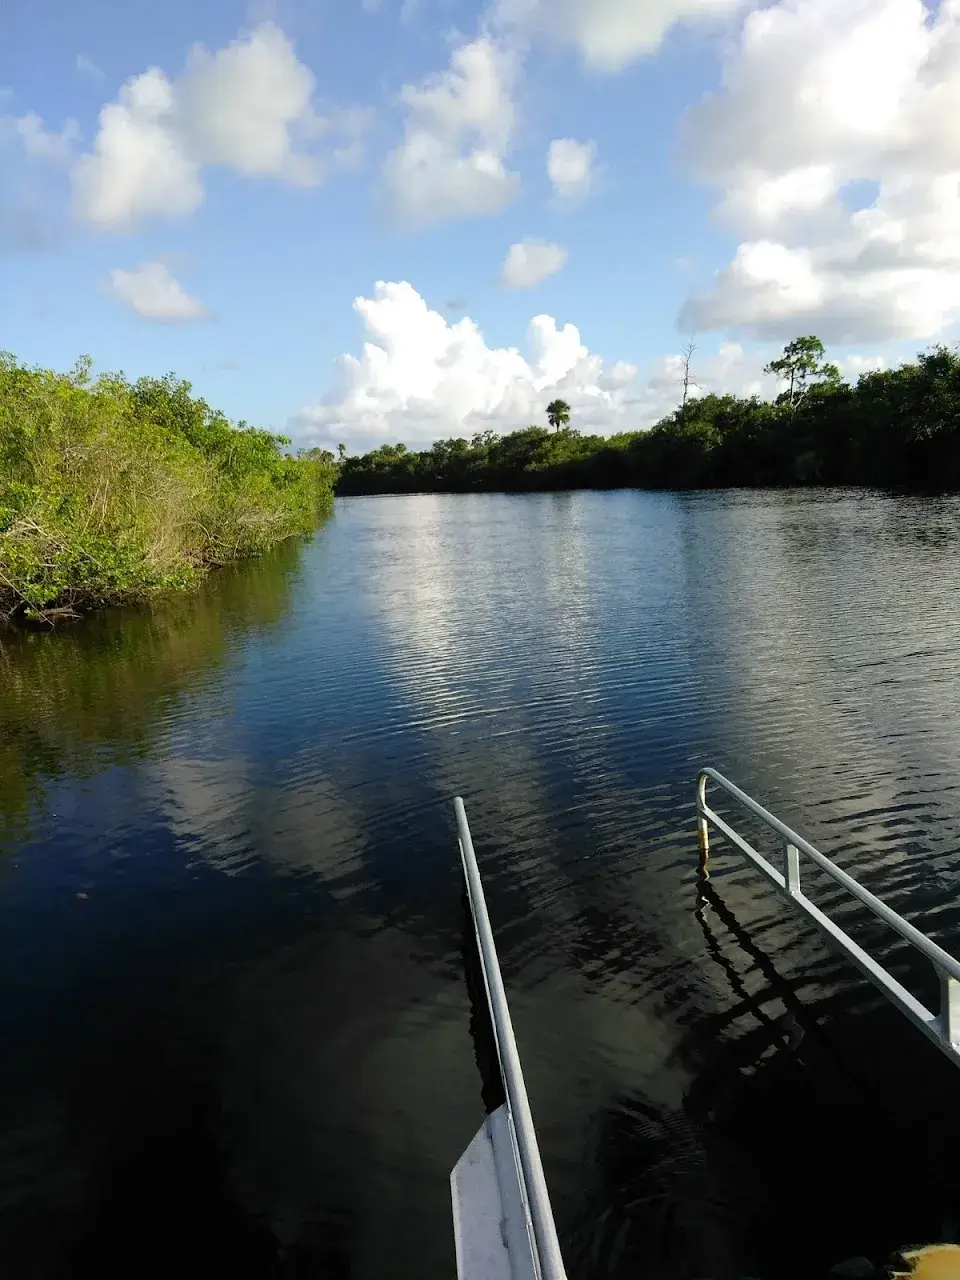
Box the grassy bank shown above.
[337,338,960,496]
[0,353,336,623]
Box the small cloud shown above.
[674,255,694,271]
[501,239,567,289]
[72,23,369,231]
[547,138,596,201]
[839,354,886,378]
[2,112,80,165]
[104,260,209,322]
[76,54,104,83]
[382,37,520,228]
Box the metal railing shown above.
[696,767,960,1070]
[454,797,568,1280]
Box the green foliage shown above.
[0,353,335,622]
[546,398,571,431]
[763,335,842,410]
[337,339,960,497]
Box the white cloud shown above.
[839,352,886,378]
[76,54,104,83]
[73,70,203,228]
[501,239,567,288]
[547,138,596,200]
[175,23,321,184]
[104,260,208,322]
[72,23,367,230]
[494,0,747,72]
[292,282,891,451]
[295,281,639,447]
[680,0,960,343]
[2,112,80,164]
[382,37,519,226]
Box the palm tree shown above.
[546,399,571,432]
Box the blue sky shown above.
[2,0,958,450]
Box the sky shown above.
[2,0,959,452]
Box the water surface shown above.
[3,489,960,1279]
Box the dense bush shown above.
[0,353,335,621]
[337,339,960,497]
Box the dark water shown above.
[3,489,960,1280]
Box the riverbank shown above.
[337,341,960,496]
[0,354,336,624]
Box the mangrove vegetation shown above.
[0,353,336,623]
[337,338,960,497]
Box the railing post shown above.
[784,842,801,897]
[697,772,710,878]
[940,971,960,1048]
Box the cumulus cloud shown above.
[294,281,638,448]
[104,260,208,321]
[494,0,747,72]
[291,281,805,450]
[382,37,519,226]
[547,138,596,200]
[73,23,368,230]
[174,25,323,183]
[501,239,567,288]
[680,0,960,343]
[2,112,80,164]
[73,71,203,228]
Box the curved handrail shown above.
[454,797,568,1280]
[696,767,960,1065]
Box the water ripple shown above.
[3,490,960,1278]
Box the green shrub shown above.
[0,353,335,621]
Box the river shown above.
[2,489,960,1279]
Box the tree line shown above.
[336,337,960,496]
[0,354,336,622]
